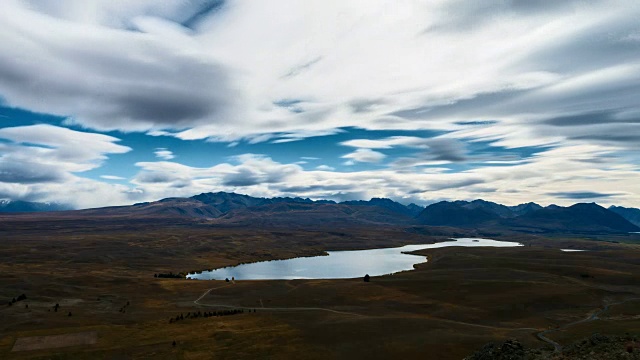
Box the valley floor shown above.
[1,219,640,359]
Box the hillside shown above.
[415,201,500,227]
[213,202,415,228]
[504,203,640,233]
[609,205,640,227]
[416,200,640,234]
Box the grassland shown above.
[1,217,640,359]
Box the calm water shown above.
[187,238,523,280]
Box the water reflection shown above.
[188,238,523,280]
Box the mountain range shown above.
[2,193,639,234]
[609,206,640,227]
[0,200,71,213]
[417,200,638,234]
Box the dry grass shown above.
[12,331,97,352]
[0,218,639,359]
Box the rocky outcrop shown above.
[465,334,640,360]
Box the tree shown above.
[363,274,370,282]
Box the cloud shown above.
[426,0,605,33]
[132,154,302,192]
[0,124,134,207]
[222,168,264,187]
[341,149,386,163]
[4,139,640,209]
[340,136,429,149]
[421,138,467,162]
[0,159,66,184]
[135,171,186,184]
[342,136,467,161]
[547,191,622,199]
[1,0,637,148]
[316,165,336,171]
[100,175,126,180]
[154,148,175,160]
[0,124,131,174]
[1,1,640,208]
[0,1,241,134]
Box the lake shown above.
[187,237,523,280]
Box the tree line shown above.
[154,272,185,279]
[7,293,27,306]
[168,309,252,323]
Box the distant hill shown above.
[342,198,423,217]
[508,202,543,216]
[192,192,268,212]
[42,192,414,227]
[464,199,515,218]
[0,200,71,213]
[503,203,639,233]
[609,205,640,227]
[416,201,500,227]
[74,198,224,219]
[416,200,639,234]
[214,202,414,227]
[415,199,541,227]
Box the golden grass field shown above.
[1,218,640,359]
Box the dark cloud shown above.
[0,9,238,133]
[109,89,220,125]
[390,138,468,168]
[542,111,640,127]
[180,0,226,29]
[470,187,498,193]
[548,191,621,199]
[349,98,385,113]
[135,171,182,184]
[454,120,498,126]
[429,178,486,191]
[389,89,530,121]
[273,99,304,114]
[0,160,66,184]
[524,15,640,75]
[426,0,603,33]
[536,113,640,147]
[283,56,323,78]
[222,168,262,187]
[280,184,351,193]
[426,138,467,162]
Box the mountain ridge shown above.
[0,200,72,213]
[415,200,639,234]
[2,192,638,234]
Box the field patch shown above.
[11,331,97,352]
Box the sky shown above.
[1,0,639,209]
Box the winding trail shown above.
[535,297,640,352]
[193,285,365,317]
[193,284,640,350]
